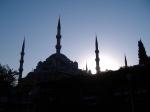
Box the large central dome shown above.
[34,53,78,73]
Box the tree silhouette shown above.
[0,64,17,86]
[138,40,149,65]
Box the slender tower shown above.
[18,38,25,82]
[86,62,88,73]
[124,54,128,67]
[95,36,100,74]
[55,17,62,54]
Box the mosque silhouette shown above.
[18,17,101,83]
[1,18,150,112]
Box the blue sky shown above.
[0,0,150,76]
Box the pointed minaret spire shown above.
[95,36,100,74]
[86,62,88,73]
[18,37,25,83]
[57,16,61,35]
[124,54,128,67]
[56,16,61,54]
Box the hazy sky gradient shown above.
[0,0,150,76]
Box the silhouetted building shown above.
[26,18,79,83]
[1,18,150,112]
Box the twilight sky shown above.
[0,0,150,76]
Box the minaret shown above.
[95,36,100,74]
[55,17,62,54]
[86,62,88,73]
[124,54,128,67]
[18,38,25,83]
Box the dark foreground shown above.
[0,65,150,112]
